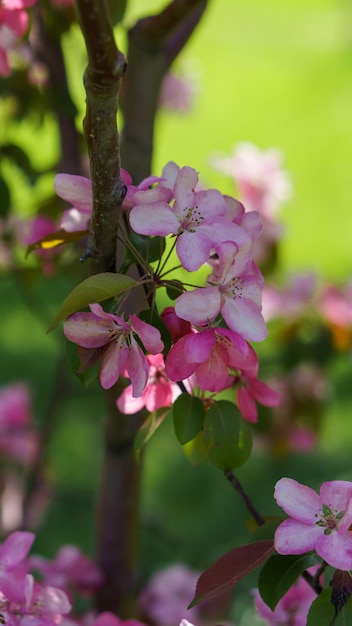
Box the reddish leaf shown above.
[189,540,275,607]
[331,570,352,617]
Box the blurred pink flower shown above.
[0,382,38,465]
[30,545,102,595]
[138,565,201,626]
[0,0,36,76]
[0,531,34,602]
[92,613,147,626]
[262,273,317,323]
[159,72,195,112]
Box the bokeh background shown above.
[1,1,352,624]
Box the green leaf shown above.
[47,273,137,332]
[172,393,205,445]
[134,407,171,460]
[306,587,352,626]
[65,338,100,387]
[203,400,252,470]
[128,232,165,264]
[258,553,320,611]
[189,540,275,608]
[166,280,184,300]
[0,175,11,217]
[183,430,208,466]
[248,516,285,540]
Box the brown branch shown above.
[75,0,127,273]
[121,0,208,182]
[225,470,266,527]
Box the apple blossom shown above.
[274,477,352,570]
[165,326,257,392]
[175,241,267,342]
[0,531,34,602]
[64,304,164,395]
[130,165,250,272]
[0,382,38,465]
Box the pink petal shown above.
[174,166,198,214]
[117,385,146,414]
[175,287,221,326]
[221,296,268,342]
[129,202,179,236]
[195,188,227,220]
[54,174,92,212]
[129,315,164,354]
[315,531,352,570]
[248,379,280,407]
[64,312,113,348]
[0,531,35,566]
[100,341,127,389]
[165,336,197,382]
[237,387,258,423]
[274,518,321,555]
[195,348,232,392]
[183,329,215,363]
[60,207,90,232]
[274,477,321,523]
[125,339,149,397]
[176,229,212,271]
[319,481,352,517]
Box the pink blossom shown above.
[64,304,164,395]
[319,281,352,330]
[262,273,317,322]
[54,170,133,232]
[253,572,317,626]
[159,71,195,112]
[274,477,352,570]
[130,165,249,272]
[0,531,35,602]
[117,353,182,414]
[0,383,38,465]
[30,545,102,595]
[211,142,291,217]
[138,565,201,626]
[160,307,192,343]
[165,327,257,392]
[175,241,267,342]
[0,0,36,77]
[235,365,280,423]
[21,575,71,626]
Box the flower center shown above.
[315,504,345,535]
[181,205,204,231]
[221,276,245,300]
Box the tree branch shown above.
[75,0,127,273]
[121,0,208,182]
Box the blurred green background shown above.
[1,1,352,624]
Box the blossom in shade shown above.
[253,570,318,626]
[175,241,267,342]
[165,327,257,393]
[274,477,352,570]
[117,354,182,414]
[64,304,164,395]
[160,307,192,343]
[0,0,36,77]
[234,364,280,423]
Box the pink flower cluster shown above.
[0,0,36,77]
[0,382,38,466]
[62,161,278,421]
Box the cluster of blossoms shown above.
[0,0,36,77]
[60,161,279,422]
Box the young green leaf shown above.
[203,400,252,470]
[172,393,205,445]
[134,407,171,460]
[258,553,320,611]
[47,273,136,332]
[306,587,352,626]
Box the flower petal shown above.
[315,531,352,570]
[274,519,321,555]
[129,315,164,354]
[129,202,179,236]
[274,477,321,523]
[175,287,221,326]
